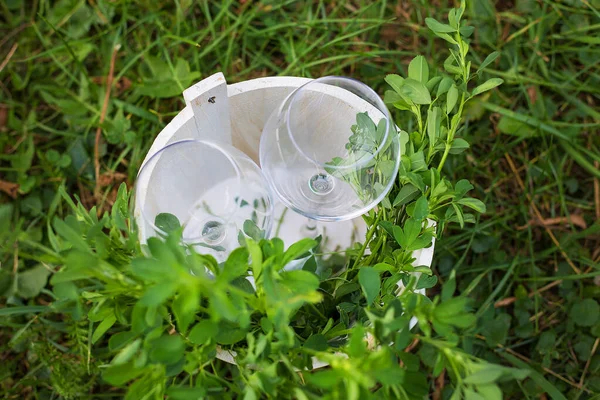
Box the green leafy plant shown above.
[2,3,531,399]
[326,112,397,203]
[2,0,598,398]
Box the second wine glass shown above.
[135,139,273,261]
[260,76,400,222]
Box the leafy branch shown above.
[1,2,524,399]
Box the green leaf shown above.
[457,197,486,213]
[452,203,465,228]
[436,77,453,97]
[425,18,457,33]
[231,277,255,295]
[189,320,218,345]
[392,225,407,248]
[454,179,474,198]
[446,84,458,114]
[408,55,429,83]
[281,270,320,294]
[431,180,449,199]
[471,78,504,96]
[413,196,429,221]
[409,151,427,172]
[464,388,485,400]
[435,297,469,317]
[304,334,328,351]
[336,283,361,299]
[243,219,263,240]
[112,338,142,365]
[102,362,144,386]
[444,55,462,75]
[130,258,174,281]
[348,325,366,357]
[246,239,263,281]
[307,369,343,389]
[385,74,404,93]
[406,172,426,192]
[449,138,470,154]
[358,268,380,305]
[149,335,185,365]
[16,265,50,299]
[211,290,238,322]
[400,78,431,105]
[137,57,200,99]
[460,25,475,38]
[448,8,458,28]
[11,135,34,171]
[477,51,500,74]
[384,90,403,104]
[446,313,476,328]
[399,130,410,155]
[483,314,511,346]
[92,314,117,344]
[222,247,249,281]
[282,238,317,266]
[140,282,178,306]
[356,112,377,136]
[497,115,537,138]
[166,387,207,400]
[536,331,556,353]
[379,221,396,237]
[476,384,502,400]
[302,256,317,273]
[154,213,181,234]
[416,274,438,289]
[53,217,90,253]
[402,218,422,247]
[410,232,433,251]
[441,270,456,302]
[426,76,442,93]
[427,107,441,144]
[377,159,397,179]
[173,286,200,333]
[215,323,247,345]
[393,100,412,111]
[464,367,504,384]
[393,184,419,207]
[109,331,136,352]
[571,299,600,327]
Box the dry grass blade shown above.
[516,215,588,230]
[432,370,445,400]
[0,43,18,73]
[0,180,19,199]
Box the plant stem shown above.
[350,214,381,271]
[437,92,466,171]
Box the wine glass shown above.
[134,139,274,261]
[260,76,400,222]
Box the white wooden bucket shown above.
[134,72,435,367]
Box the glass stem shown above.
[301,218,319,238]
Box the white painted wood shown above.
[228,77,311,164]
[135,74,436,369]
[183,72,232,144]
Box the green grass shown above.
[1,0,600,398]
